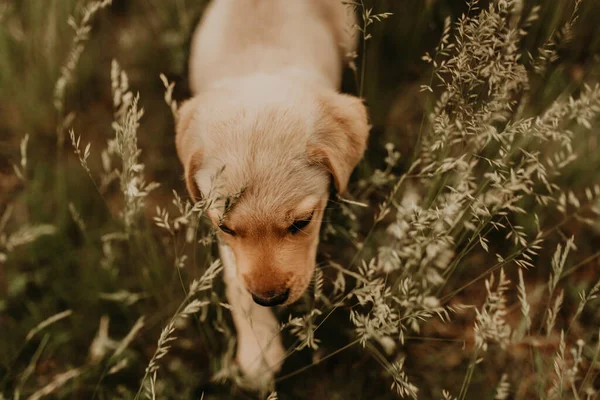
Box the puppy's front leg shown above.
[220,244,285,387]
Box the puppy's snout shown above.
[251,288,290,307]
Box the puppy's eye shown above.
[219,224,236,236]
[289,213,313,235]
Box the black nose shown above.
[251,289,290,307]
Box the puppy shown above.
[175,0,369,386]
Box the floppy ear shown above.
[308,92,370,194]
[176,98,203,201]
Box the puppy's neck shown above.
[188,0,354,94]
[206,69,330,93]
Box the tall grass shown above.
[1,0,599,399]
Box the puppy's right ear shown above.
[308,92,370,194]
[176,98,203,201]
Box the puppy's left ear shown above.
[176,97,203,201]
[308,92,370,194]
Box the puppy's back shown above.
[189,0,356,93]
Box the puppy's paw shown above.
[236,332,285,389]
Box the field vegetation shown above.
[1,0,600,399]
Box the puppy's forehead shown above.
[212,193,321,226]
[294,196,321,216]
[242,193,320,220]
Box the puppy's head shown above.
[176,78,368,306]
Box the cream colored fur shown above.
[176,0,369,388]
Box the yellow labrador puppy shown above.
[176,0,369,386]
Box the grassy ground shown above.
[1,0,600,399]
